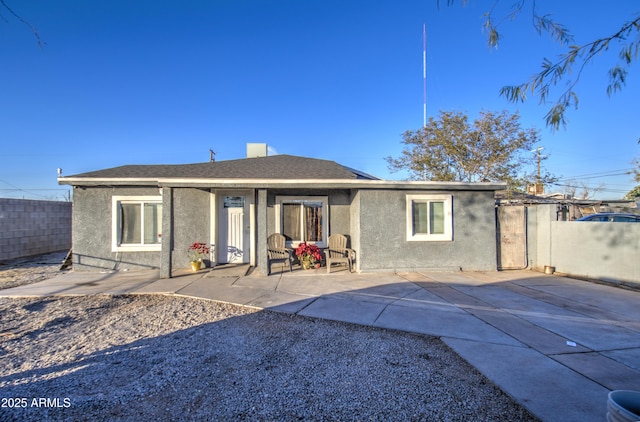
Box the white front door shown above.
[218,196,249,264]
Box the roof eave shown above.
[59,177,507,191]
[58,177,160,187]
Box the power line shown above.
[0,178,70,199]
[551,182,632,195]
[555,168,635,181]
[0,178,24,190]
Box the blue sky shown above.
[1,0,638,200]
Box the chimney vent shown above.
[246,143,268,158]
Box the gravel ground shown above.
[0,255,538,421]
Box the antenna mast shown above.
[423,23,427,128]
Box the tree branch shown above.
[500,15,640,129]
[0,0,44,48]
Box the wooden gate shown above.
[496,205,527,270]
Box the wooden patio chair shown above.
[267,233,293,275]
[324,234,355,273]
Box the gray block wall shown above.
[0,198,71,261]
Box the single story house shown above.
[58,146,506,277]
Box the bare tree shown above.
[562,180,606,200]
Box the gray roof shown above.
[68,155,380,181]
[60,155,507,191]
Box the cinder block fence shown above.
[0,198,71,261]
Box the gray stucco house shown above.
[58,149,506,277]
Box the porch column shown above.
[160,187,173,278]
[257,189,268,275]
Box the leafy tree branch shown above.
[501,15,640,129]
[444,0,640,130]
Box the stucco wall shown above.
[72,187,160,271]
[550,221,639,284]
[172,188,211,269]
[529,204,639,284]
[356,190,498,271]
[71,186,500,274]
[350,190,362,271]
[73,187,211,271]
[0,198,71,261]
[265,189,352,240]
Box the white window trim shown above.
[406,194,453,242]
[275,196,328,248]
[112,195,163,252]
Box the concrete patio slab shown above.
[378,287,457,312]
[244,291,316,314]
[503,282,640,327]
[131,275,197,294]
[205,263,251,277]
[454,284,578,316]
[461,270,539,284]
[298,296,386,326]
[418,271,480,284]
[0,270,161,296]
[507,273,568,286]
[522,312,640,351]
[444,338,611,422]
[274,276,348,296]
[602,348,640,372]
[515,282,640,327]
[175,278,264,305]
[374,303,522,346]
[551,352,640,391]
[414,282,498,312]
[231,275,281,291]
[327,283,424,307]
[470,307,593,355]
[417,282,593,354]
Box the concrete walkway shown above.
[2,266,640,422]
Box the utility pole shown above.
[531,147,544,195]
[536,147,542,186]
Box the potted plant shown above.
[294,242,322,270]
[188,242,210,271]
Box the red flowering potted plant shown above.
[294,242,322,270]
[188,242,210,271]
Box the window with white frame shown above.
[112,196,162,251]
[276,196,328,247]
[406,194,453,241]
